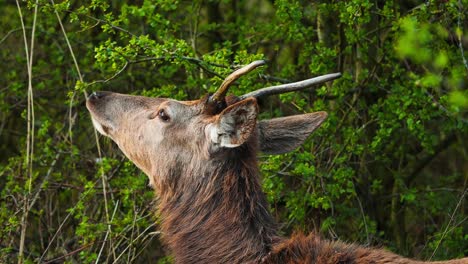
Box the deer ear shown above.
[208,98,258,148]
[257,112,328,154]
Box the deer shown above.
[86,61,467,264]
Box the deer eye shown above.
[158,109,170,122]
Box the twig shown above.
[42,242,96,264]
[354,182,370,245]
[85,60,129,86]
[136,55,229,77]
[51,0,116,259]
[112,222,158,264]
[259,74,292,84]
[16,0,38,262]
[39,212,73,262]
[50,0,82,146]
[457,0,468,71]
[50,0,83,83]
[85,55,229,87]
[429,188,467,260]
[0,28,30,46]
[129,229,161,263]
[28,153,61,211]
[127,203,139,263]
[188,1,201,58]
[97,200,119,263]
[38,173,119,262]
[79,13,136,37]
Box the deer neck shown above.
[155,145,279,263]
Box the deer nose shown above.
[88,91,108,100]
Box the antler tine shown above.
[210,60,266,104]
[239,72,342,100]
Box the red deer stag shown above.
[86,61,467,264]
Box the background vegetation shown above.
[0,0,466,263]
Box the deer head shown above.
[86,92,263,189]
[86,61,338,189]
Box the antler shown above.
[205,60,266,114]
[238,72,342,100]
[204,60,341,114]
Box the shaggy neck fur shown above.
[152,142,468,264]
[151,138,468,264]
[155,141,279,263]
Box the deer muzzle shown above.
[86,91,119,136]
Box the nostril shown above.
[89,91,105,100]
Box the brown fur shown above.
[86,92,466,264]
[262,233,466,264]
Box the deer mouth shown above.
[86,91,116,136]
[90,117,112,136]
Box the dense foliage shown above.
[0,0,466,263]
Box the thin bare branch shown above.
[457,0,468,71]
[49,0,117,260]
[239,72,342,100]
[85,60,129,87]
[16,0,38,262]
[259,74,292,84]
[42,242,96,264]
[86,55,229,87]
[0,28,30,46]
[429,188,467,260]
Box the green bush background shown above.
[0,0,466,263]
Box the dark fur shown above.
[157,138,465,264]
[159,139,279,263]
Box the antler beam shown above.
[205,60,266,114]
[205,60,341,114]
[239,72,342,100]
[209,60,266,104]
